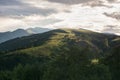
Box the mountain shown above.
[0,29,30,44]
[0,27,51,43]
[0,29,119,80]
[0,28,119,53]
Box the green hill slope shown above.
[0,29,119,53]
[0,29,119,80]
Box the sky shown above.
[0,0,120,35]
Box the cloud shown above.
[0,0,120,35]
[82,0,111,7]
[0,0,24,6]
[46,0,113,8]
[107,0,118,3]
[46,0,93,5]
[50,5,119,31]
[22,15,63,26]
[104,12,120,20]
[21,0,72,13]
[102,25,120,35]
[0,6,57,17]
[0,0,57,17]
[0,15,62,32]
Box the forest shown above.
[0,29,119,80]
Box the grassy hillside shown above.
[0,29,119,53]
[0,29,119,80]
[0,45,119,80]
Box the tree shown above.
[43,46,111,80]
[0,71,11,80]
[104,46,120,80]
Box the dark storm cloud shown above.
[0,0,57,17]
[104,12,120,20]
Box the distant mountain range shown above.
[0,27,51,43]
